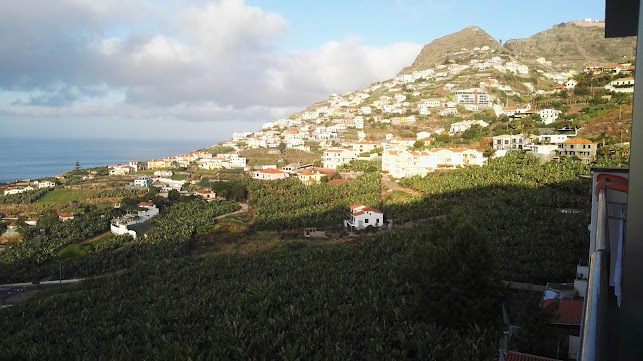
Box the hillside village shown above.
[0,21,636,361]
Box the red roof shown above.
[299,171,315,176]
[542,299,584,326]
[562,138,595,144]
[554,84,565,89]
[59,213,74,218]
[502,351,561,361]
[196,189,212,194]
[350,204,383,214]
[137,202,154,207]
[259,168,287,174]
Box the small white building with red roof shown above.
[58,213,75,222]
[345,204,384,230]
[252,168,290,180]
[195,189,216,200]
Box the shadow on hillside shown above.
[0,177,591,286]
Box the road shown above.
[0,279,83,308]
[214,202,248,220]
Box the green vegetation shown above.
[248,173,381,231]
[89,188,142,199]
[35,189,94,204]
[338,159,381,172]
[0,188,49,204]
[0,229,497,360]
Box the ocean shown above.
[0,138,219,183]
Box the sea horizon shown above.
[0,137,222,183]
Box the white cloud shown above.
[0,0,422,139]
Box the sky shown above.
[0,0,606,142]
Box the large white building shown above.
[322,149,357,169]
[382,148,485,178]
[452,88,492,107]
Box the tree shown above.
[412,140,426,150]
[37,209,59,229]
[483,147,497,159]
[405,221,500,328]
[75,161,81,170]
[278,142,287,155]
[168,189,180,201]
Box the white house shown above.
[492,134,531,150]
[351,141,381,154]
[36,180,56,188]
[110,202,160,238]
[538,134,573,144]
[133,176,153,187]
[195,189,216,200]
[416,131,432,140]
[449,120,489,133]
[539,109,563,125]
[565,79,578,89]
[322,149,357,169]
[345,204,384,231]
[252,168,290,180]
[154,170,173,177]
[610,77,635,87]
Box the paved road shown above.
[0,279,83,308]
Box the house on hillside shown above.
[252,168,289,180]
[322,149,357,169]
[110,202,160,238]
[195,189,216,200]
[345,204,385,231]
[554,138,598,163]
[133,176,153,187]
[539,109,563,125]
[58,213,75,222]
[298,171,325,185]
[492,134,531,151]
[154,170,173,177]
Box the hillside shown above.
[504,22,636,71]
[398,26,503,74]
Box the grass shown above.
[36,189,95,204]
[171,173,189,181]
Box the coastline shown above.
[0,137,219,183]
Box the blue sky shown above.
[0,0,606,142]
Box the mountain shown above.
[398,26,503,75]
[504,22,637,71]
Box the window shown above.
[365,219,369,224]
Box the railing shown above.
[579,174,629,361]
[579,249,609,361]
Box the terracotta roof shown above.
[554,84,565,89]
[615,77,634,81]
[562,138,595,144]
[502,351,561,361]
[299,171,315,176]
[542,299,583,326]
[59,213,74,218]
[137,202,154,207]
[27,217,39,221]
[349,204,366,210]
[325,149,346,153]
[196,189,212,194]
[305,179,317,183]
[258,168,287,174]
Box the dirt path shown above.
[81,231,112,244]
[214,202,249,220]
[380,175,423,201]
